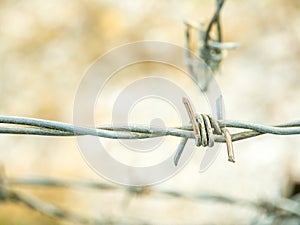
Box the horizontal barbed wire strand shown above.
[0,116,299,142]
[4,176,300,221]
[3,189,151,225]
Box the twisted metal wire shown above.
[0,98,299,166]
[0,1,295,167]
[2,174,300,225]
[1,114,299,140]
[0,1,298,225]
[184,0,239,91]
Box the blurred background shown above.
[0,0,300,224]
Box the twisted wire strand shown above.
[1,1,296,225]
[0,116,299,141]
[4,176,300,221]
[2,189,148,225]
[1,112,299,166]
[184,0,239,92]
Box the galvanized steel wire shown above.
[0,115,299,143]
[0,0,299,224]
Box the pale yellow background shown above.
[0,0,300,224]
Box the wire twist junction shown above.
[0,100,300,167]
[174,97,235,165]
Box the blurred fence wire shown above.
[2,168,300,225]
[0,0,299,225]
[184,0,239,91]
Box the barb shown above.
[184,0,239,91]
[222,128,235,163]
[204,0,225,46]
[201,0,239,70]
[0,110,299,166]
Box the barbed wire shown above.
[0,0,297,170]
[184,0,239,91]
[1,1,299,225]
[0,97,299,165]
[2,171,300,225]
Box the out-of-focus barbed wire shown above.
[184,0,239,91]
[2,171,300,225]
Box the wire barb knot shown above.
[174,97,235,166]
[193,113,235,163]
[194,114,221,148]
